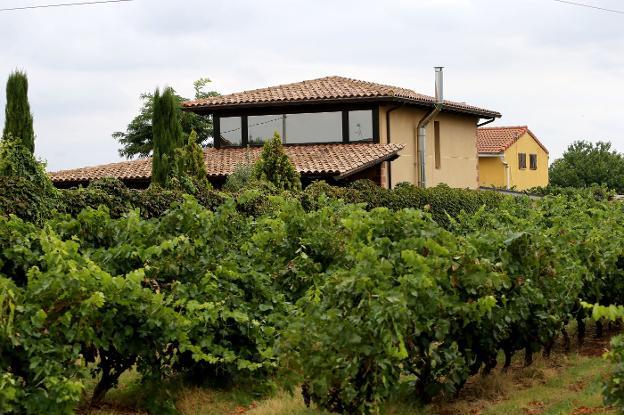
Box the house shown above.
[50,69,500,189]
[477,126,549,190]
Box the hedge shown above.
[0,176,506,229]
[302,180,505,228]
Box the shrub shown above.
[254,133,301,191]
[224,160,257,193]
[172,129,211,193]
[0,175,57,224]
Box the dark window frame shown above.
[212,105,380,148]
[518,153,527,169]
[529,154,537,170]
[434,121,441,169]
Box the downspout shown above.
[417,66,444,188]
[385,104,402,188]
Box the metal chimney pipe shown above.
[417,67,444,188]
[435,66,444,103]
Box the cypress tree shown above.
[3,70,35,153]
[151,87,183,187]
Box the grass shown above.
[80,335,617,415]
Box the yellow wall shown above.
[478,156,506,188]
[379,105,479,189]
[478,132,549,190]
[504,132,549,190]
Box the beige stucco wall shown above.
[379,105,479,189]
[503,132,549,190]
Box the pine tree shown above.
[3,71,35,153]
[151,87,183,187]
[254,132,301,191]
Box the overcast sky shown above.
[1,0,623,171]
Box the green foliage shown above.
[223,149,258,192]
[3,71,34,153]
[4,165,624,414]
[254,133,301,191]
[151,87,184,187]
[0,175,58,224]
[58,177,225,219]
[303,180,504,229]
[172,130,211,193]
[549,140,624,193]
[114,79,219,158]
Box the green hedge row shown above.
[0,177,505,230]
[303,180,505,228]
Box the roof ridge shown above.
[477,125,528,130]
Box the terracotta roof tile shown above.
[183,76,501,119]
[49,143,404,184]
[477,126,549,154]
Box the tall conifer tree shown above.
[151,87,183,187]
[3,71,35,153]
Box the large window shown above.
[284,112,342,144]
[348,110,374,142]
[215,108,376,147]
[218,116,242,147]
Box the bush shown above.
[253,133,301,191]
[223,161,256,193]
[58,178,225,219]
[0,175,58,223]
[302,180,504,229]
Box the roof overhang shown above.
[183,96,501,119]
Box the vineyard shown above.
[1,178,624,414]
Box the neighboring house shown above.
[477,126,549,190]
[50,70,500,189]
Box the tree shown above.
[0,71,56,208]
[549,140,624,193]
[3,71,35,153]
[113,78,218,158]
[151,87,183,187]
[253,132,301,191]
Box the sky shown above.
[1,0,623,171]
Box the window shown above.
[529,154,538,170]
[284,112,342,144]
[246,112,343,144]
[348,110,374,142]
[248,115,285,145]
[215,109,377,147]
[518,153,527,169]
[434,121,441,169]
[218,116,242,147]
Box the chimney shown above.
[434,66,444,103]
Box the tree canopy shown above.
[114,78,218,158]
[3,71,35,153]
[549,140,624,193]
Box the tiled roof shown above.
[49,143,404,184]
[183,76,501,118]
[477,126,549,154]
